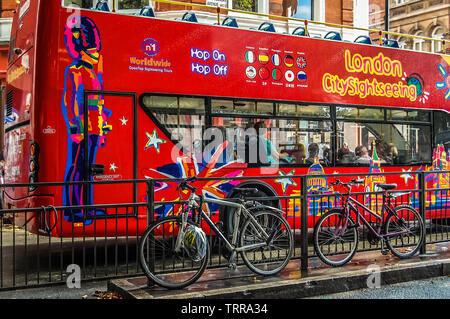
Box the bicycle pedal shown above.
[381,249,390,255]
[228,263,237,270]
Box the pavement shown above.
[311,275,450,299]
[108,242,450,299]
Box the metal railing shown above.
[0,170,449,290]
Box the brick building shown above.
[369,0,450,53]
[86,0,369,39]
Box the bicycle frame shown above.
[175,192,274,257]
[342,193,413,240]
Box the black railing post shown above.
[300,176,309,271]
[146,179,155,226]
[418,171,426,255]
[146,179,155,287]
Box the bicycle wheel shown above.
[314,209,359,267]
[384,205,425,259]
[239,210,293,276]
[139,216,209,289]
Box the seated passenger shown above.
[387,143,399,164]
[282,143,305,164]
[356,146,371,164]
[373,140,389,164]
[337,142,356,163]
[322,144,331,165]
[254,121,291,164]
[305,143,319,165]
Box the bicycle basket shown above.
[184,225,207,262]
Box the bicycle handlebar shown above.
[177,176,198,193]
[330,178,365,187]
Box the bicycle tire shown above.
[239,210,293,276]
[384,205,425,259]
[313,209,359,267]
[139,216,209,289]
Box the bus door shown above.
[82,91,137,216]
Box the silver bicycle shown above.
[139,176,294,289]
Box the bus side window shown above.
[63,0,93,9]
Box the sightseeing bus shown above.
[3,0,450,237]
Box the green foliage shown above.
[119,0,146,9]
[233,0,255,12]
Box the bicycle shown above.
[139,176,294,289]
[313,179,425,267]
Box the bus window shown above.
[434,111,450,150]
[63,0,93,9]
[277,103,330,118]
[142,95,205,156]
[387,109,430,122]
[336,106,384,121]
[337,121,431,165]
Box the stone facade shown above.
[370,0,450,53]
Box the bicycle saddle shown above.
[234,188,259,196]
[376,183,397,191]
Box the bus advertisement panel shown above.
[3,0,450,237]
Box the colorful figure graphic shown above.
[363,142,386,211]
[275,170,297,194]
[287,156,338,218]
[62,16,112,223]
[410,144,450,209]
[436,64,450,100]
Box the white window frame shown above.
[227,0,268,15]
[431,26,443,53]
[413,30,424,51]
[397,36,407,49]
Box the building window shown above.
[431,26,444,53]
[413,30,424,51]
[233,0,258,12]
[397,37,408,49]
[118,0,148,9]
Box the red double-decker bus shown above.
[3,0,450,237]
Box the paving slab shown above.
[108,242,450,299]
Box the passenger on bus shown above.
[305,143,320,165]
[356,146,371,164]
[322,144,331,164]
[373,140,389,163]
[254,121,291,164]
[337,142,355,163]
[387,143,399,164]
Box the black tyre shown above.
[384,205,425,259]
[239,210,293,275]
[139,216,209,289]
[313,209,359,267]
[222,188,276,238]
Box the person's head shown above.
[388,143,398,157]
[308,143,319,157]
[355,145,362,157]
[254,121,268,136]
[361,146,368,156]
[64,16,102,63]
[342,142,349,151]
